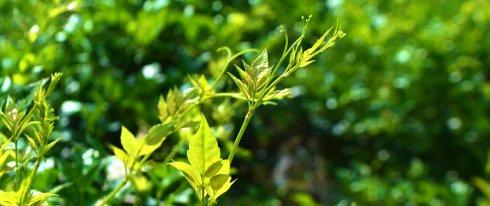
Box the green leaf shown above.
[0,190,19,206]
[189,75,212,94]
[236,65,253,88]
[263,88,293,102]
[26,136,37,150]
[145,122,174,145]
[110,145,128,164]
[168,161,202,198]
[228,73,251,99]
[204,161,223,178]
[217,159,230,175]
[120,126,140,155]
[206,174,234,203]
[0,111,11,131]
[166,89,177,115]
[140,122,174,156]
[305,27,333,56]
[250,50,269,75]
[158,95,169,122]
[0,150,13,166]
[187,114,221,174]
[4,96,18,114]
[28,192,57,206]
[43,138,61,154]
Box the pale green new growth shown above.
[165,17,344,205]
[169,114,233,205]
[227,18,345,162]
[0,73,62,205]
[98,123,173,205]
[187,114,220,174]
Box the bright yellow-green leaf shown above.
[0,150,13,166]
[208,174,229,191]
[0,190,19,206]
[305,27,333,56]
[138,144,158,157]
[217,159,230,175]
[171,115,232,203]
[158,95,169,122]
[145,122,174,145]
[28,192,57,206]
[204,161,223,178]
[168,161,202,198]
[26,136,37,150]
[139,122,174,156]
[130,175,152,192]
[236,65,253,88]
[187,114,220,174]
[110,145,128,164]
[228,73,250,99]
[168,161,201,185]
[120,126,140,155]
[43,138,61,154]
[207,174,235,203]
[189,75,212,94]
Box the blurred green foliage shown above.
[1,0,489,205]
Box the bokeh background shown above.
[1,0,490,205]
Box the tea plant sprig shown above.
[170,17,345,205]
[227,18,345,163]
[0,73,63,205]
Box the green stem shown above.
[201,187,206,206]
[98,177,129,206]
[99,152,140,206]
[14,139,20,189]
[19,158,41,204]
[228,109,254,163]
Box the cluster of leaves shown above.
[169,115,233,205]
[0,73,61,205]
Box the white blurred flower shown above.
[107,157,125,180]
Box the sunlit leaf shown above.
[28,192,57,206]
[168,161,202,198]
[145,122,174,145]
[250,50,269,76]
[110,145,128,164]
[228,73,250,100]
[187,114,221,174]
[0,190,20,206]
[120,126,140,155]
[43,138,61,154]
[207,174,235,203]
[204,161,223,178]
